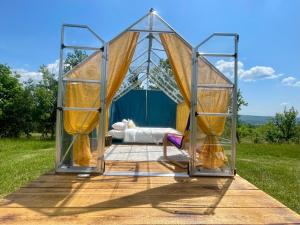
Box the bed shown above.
[108,127,181,144]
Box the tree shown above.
[265,107,298,143]
[236,89,248,143]
[31,50,88,138]
[64,49,88,73]
[237,89,248,113]
[0,64,35,137]
[32,65,58,138]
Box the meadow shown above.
[0,138,299,214]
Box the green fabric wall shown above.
[109,89,176,128]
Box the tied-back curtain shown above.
[64,31,139,166]
[64,52,102,166]
[160,33,230,169]
[176,102,189,133]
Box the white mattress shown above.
[108,129,125,140]
[124,127,180,144]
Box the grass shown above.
[0,138,299,214]
[237,143,300,214]
[0,137,55,198]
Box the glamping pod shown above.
[55,9,239,177]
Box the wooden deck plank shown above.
[12,188,260,195]
[0,161,299,224]
[19,179,256,190]
[35,174,230,183]
[0,192,287,208]
[0,207,300,225]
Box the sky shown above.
[0,0,299,116]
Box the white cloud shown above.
[295,81,300,87]
[281,76,300,88]
[14,69,42,83]
[14,59,59,83]
[280,102,289,106]
[46,60,59,76]
[281,76,296,85]
[215,60,283,82]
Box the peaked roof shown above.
[113,9,185,103]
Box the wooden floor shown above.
[0,162,299,225]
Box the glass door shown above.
[55,24,107,174]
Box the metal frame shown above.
[55,9,239,177]
[190,33,239,177]
[55,24,107,174]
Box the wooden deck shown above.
[0,161,299,225]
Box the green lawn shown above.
[0,138,299,214]
[0,137,55,198]
[237,143,300,214]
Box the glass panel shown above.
[130,14,173,32]
[63,51,101,81]
[198,35,235,55]
[63,82,100,109]
[64,27,102,48]
[196,88,233,114]
[59,126,99,169]
[192,115,233,176]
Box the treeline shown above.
[0,50,87,138]
[0,64,57,138]
[238,107,300,144]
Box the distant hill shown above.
[239,115,300,125]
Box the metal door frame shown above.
[55,24,107,174]
[189,33,239,177]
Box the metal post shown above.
[189,49,198,176]
[55,25,65,170]
[231,34,239,174]
[97,43,108,173]
[145,8,154,125]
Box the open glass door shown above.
[55,24,107,174]
[189,33,239,177]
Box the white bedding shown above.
[108,129,125,140]
[124,127,181,144]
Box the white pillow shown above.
[112,122,126,130]
[122,119,129,128]
[128,119,136,129]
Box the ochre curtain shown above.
[105,32,140,130]
[64,32,139,166]
[64,52,102,166]
[160,33,230,169]
[176,101,189,133]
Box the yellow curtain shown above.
[105,32,140,129]
[160,33,230,169]
[64,32,139,166]
[64,52,102,166]
[176,101,189,133]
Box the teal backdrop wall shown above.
[109,90,176,128]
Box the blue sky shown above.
[0,0,299,116]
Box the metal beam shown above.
[62,24,105,44]
[195,32,238,50]
[198,53,235,58]
[129,29,175,34]
[63,45,101,51]
[197,84,234,88]
[63,78,101,84]
[63,107,99,111]
[196,112,231,117]
[55,25,65,170]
